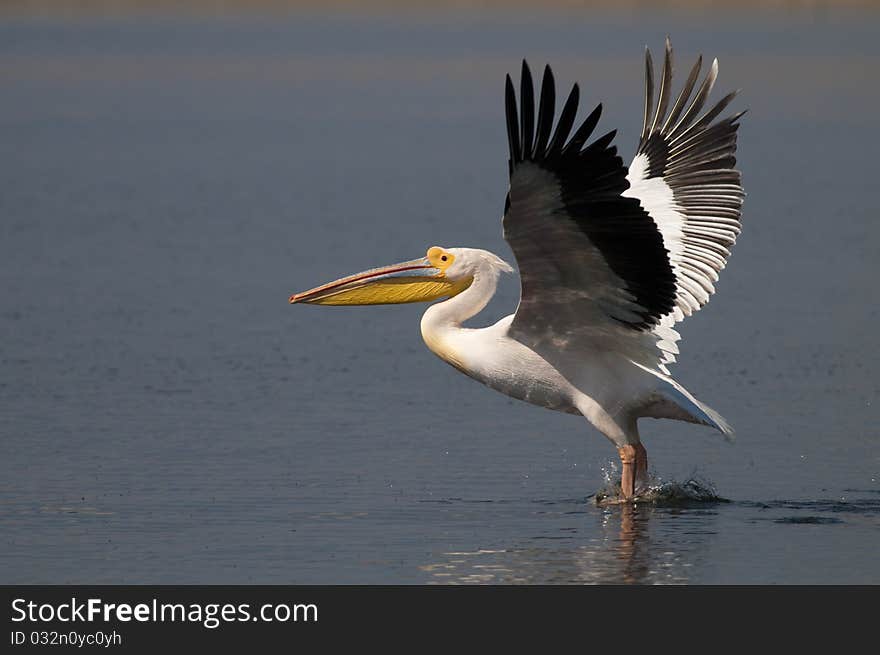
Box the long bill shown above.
[289,257,471,306]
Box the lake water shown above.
[1,5,878,584]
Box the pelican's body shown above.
[417,250,722,445]
[291,40,744,499]
[427,313,581,416]
[420,265,581,415]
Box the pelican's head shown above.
[289,246,482,306]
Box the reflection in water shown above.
[421,500,721,584]
[613,504,649,584]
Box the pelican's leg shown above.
[634,443,648,493]
[617,445,637,500]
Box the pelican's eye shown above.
[427,246,455,272]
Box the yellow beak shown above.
[289,257,471,306]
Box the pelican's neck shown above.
[420,270,499,367]
[422,270,497,329]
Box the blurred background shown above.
[1,1,878,583]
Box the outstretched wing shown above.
[502,61,678,371]
[623,39,745,367]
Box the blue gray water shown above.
[1,6,878,584]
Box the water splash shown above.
[641,477,727,505]
[599,461,618,485]
[593,474,727,506]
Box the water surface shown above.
[1,6,878,583]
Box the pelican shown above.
[290,39,745,500]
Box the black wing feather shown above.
[504,61,677,331]
[547,83,579,154]
[504,74,521,167]
[533,65,555,158]
[519,61,535,162]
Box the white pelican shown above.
[290,39,744,500]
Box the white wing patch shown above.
[625,152,724,322]
[624,153,688,319]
